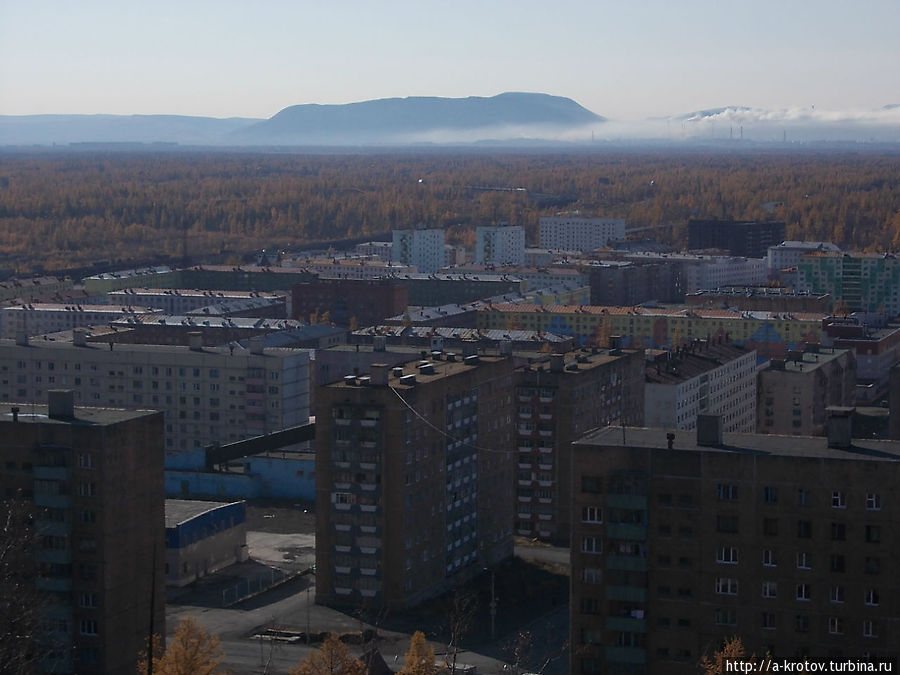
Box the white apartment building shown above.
[475,224,526,266]
[767,240,841,273]
[539,215,625,252]
[0,304,163,339]
[391,228,445,274]
[644,342,757,432]
[282,257,416,279]
[0,333,309,471]
[353,241,393,261]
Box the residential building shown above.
[392,228,446,274]
[688,219,786,258]
[476,224,526,266]
[384,273,523,307]
[0,391,165,675]
[797,251,900,317]
[539,215,626,252]
[354,241,394,261]
[291,278,408,328]
[571,414,899,673]
[767,241,841,277]
[283,256,416,280]
[587,261,686,306]
[645,341,757,432]
[758,346,856,436]
[0,276,74,303]
[315,354,515,609]
[107,289,286,317]
[0,333,310,470]
[514,348,644,544]
[685,288,832,314]
[0,303,163,339]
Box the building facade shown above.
[0,304,163,339]
[476,224,526,266]
[571,419,899,673]
[767,241,841,276]
[392,228,446,274]
[315,354,515,609]
[540,216,626,252]
[687,219,786,258]
[797,252,900,318]
[291,278,408,328]
[0,392,165,675]
[514,349,644,544]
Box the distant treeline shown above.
[0,150,898,274]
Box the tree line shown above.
[1,150,898,274]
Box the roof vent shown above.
[419,363,435,375]
[463,355,479,366]
[392,367,404,378]
[399,374,417,386]
[48,389,75,420]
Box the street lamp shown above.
[485,568,497,641]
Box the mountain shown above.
[0,114,259,146]
[233,92,605,145]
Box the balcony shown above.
[605,646,646,665]
[360,504,378,513]
[335,524,351,532]
[334,566,351,574]
[360,525,377,534]
[539,413,553,421]
[361,441,377,449]
[605,586,647,602]
[334,503,351,511]
[360,567,378,576]
[359,462,377,470]
[517,512,532,520]
[359,483,378,492]
[33,493,71,509]
[360,419,378,428]
[607,555,649,572]
[538,497,552,504]
[335,418,351,426]
[538,514,552,521]
[35,549,71,565]
[538,430,553,437]
[606,616,647,633]
[607,494,648,510]
[333,461,351,469]
[36,577,71,592]
[334,482,351,490]
[606,523,648,541]
[359,546,378,555]
[518,480,533,487]
[360,589,377,597]
[334,587,352,595]
[34,466,69,481]
[538,446,553,454]
[518,462,532,470]
[539,463,553,471]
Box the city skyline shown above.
[1,0,898,123]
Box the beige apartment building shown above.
[315,352,515,609]
[571,414,898,673]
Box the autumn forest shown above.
[0,149,898,275]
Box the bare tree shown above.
[442,590,477,675]
[0,493,44,675]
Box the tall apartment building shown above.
[797,251,900,317]
[0,333,309,470]
[1,392,165,675]
[392,228,446,274]
[315,354,515,609]
[540,215,626,252]
[571,415,899,673]
[645,341,757,432]
[687,219,786,258]
[291,278,408,328]
[767,241,841,276]
[758,347,856,436]
[514,349,644,544]
[476,224,526,266]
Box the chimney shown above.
[696,413,723,447]
[373,335,386,352]
[15,331,28,346]
[73,329,87,347]
[826,406,855,449]
[11,406,19,423]
[48,390,75,420]
[609,335,622,355]
[249,337,265,355]
[188,331,203,351]
[550,353,565,373]
[666,432,675,449]
[370,363,390,386]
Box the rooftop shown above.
[0,402,160,427]
[165,499,244,528]
[645,343,753,384]
[575,425,900,462]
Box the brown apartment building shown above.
[514,348,645,544]
[0,391,165,675]
[315,352,515,609]
[570,413,898,674]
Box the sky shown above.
[1,0,898,122]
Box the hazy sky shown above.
[1,0,897,121]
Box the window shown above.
[796,552,811,569]
[865,557,881,575]
[716,515,738,533]
[831,522,846,541]
[715,608,737,626]
[716,546,739,565]
[828,617,844,635]
[795,615,810,633]
[715,577,738,595]
[796,584,811,601]
[79,619,98,636]
[863,620,878,638]
[864,589,879,606]
[763,518,778,536]
[581,506,602,523]
[865,493,881,511]
[581,536,602,554]
[832,491,846,508]
[581,476,603,493]
[764,486,778,504]
[717,483,738,500]
[830,585,844,603]
[78,593,99,608]
[865,525,881,543]
[797,520,812,538]
[762,549,777,567]
[762,612,776,630]
[76,453,93,470]
[762,581,777,599]
[582,568,602,584]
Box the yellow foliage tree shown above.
[290,633,366,675]
[700,636,763,675]
[399,631,440,675]
[139,616,225,675]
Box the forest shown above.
[0,149,898,274]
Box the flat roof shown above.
[0,402,160,427]
[165,499,244,528]
[575,425,900,462]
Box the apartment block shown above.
[571,416,899,673]
[540,215,626,252]
[107,288,286,317]
[291,278,408,328]
[758,347,856,436]
[767,241,841,276]
[476,224,526,266]
[797,251,900,317]
[645,341,757,432]
[687,219,786,258]
[0,392,165,675]
[0,334,309,470]
[392,228,446,274]
[514,349,644,544]
[315,353,515,609]
[685,288,832,314]
[0,303,163,339]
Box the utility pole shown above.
[489,569,497,642]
